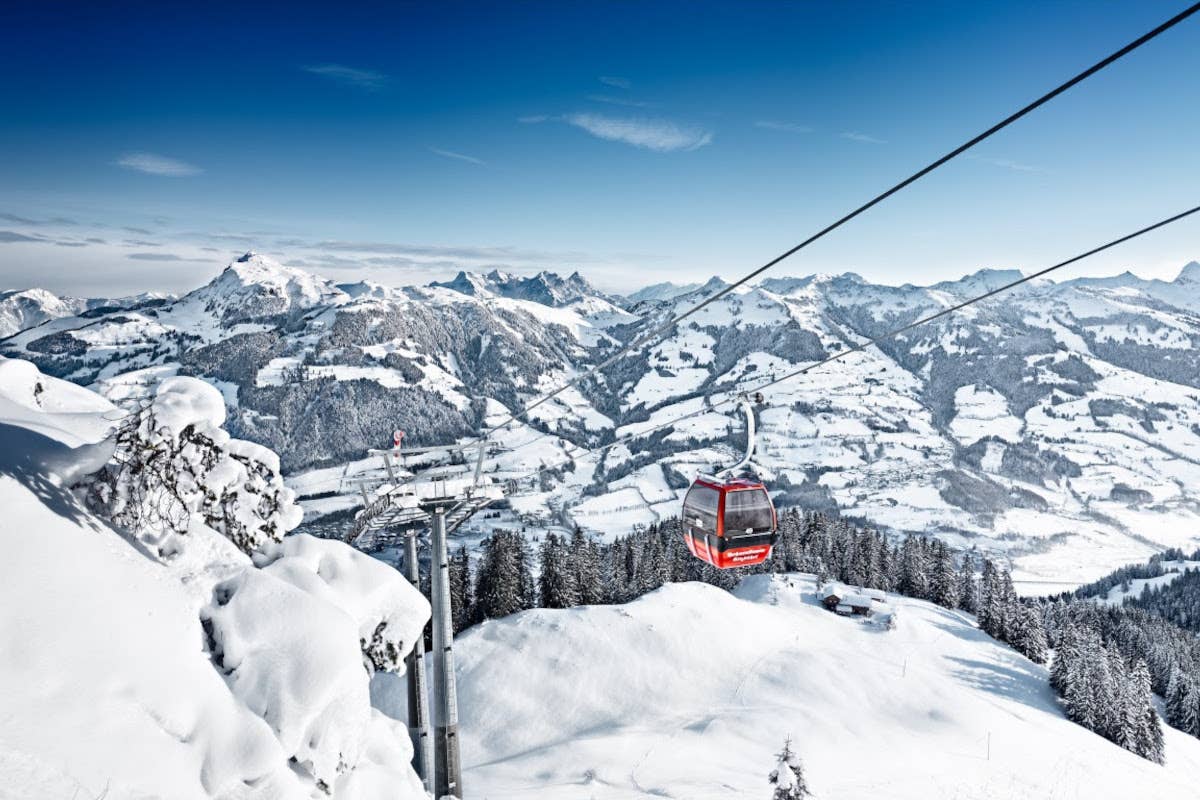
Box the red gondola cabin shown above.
[682,476,778,568]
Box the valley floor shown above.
[432,574,1200,800]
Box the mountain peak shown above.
[189,253,344,322]
[431,269,602,307]
[934,268,1024,296]
[1175,261,1200,284]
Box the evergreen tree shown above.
[539,533,580,609]
[931,540,959,609]
[767,737,809,800]
[899,536,929,600]
[473,530,534,621]
[1050,621,1078,695]
[997,569,1018,644]
[1010,603,1049,664]
[449,545,473,634]
[1143,704,1167,765]
[957,550,978,613]
[978,559,1004,637]
[570,526,605,605]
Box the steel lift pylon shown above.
[345,440,503,799]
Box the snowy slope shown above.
[0,358,430,800]
[1098,561,1200,606]
[452,574,1200,799]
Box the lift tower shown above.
[347,440,501,799]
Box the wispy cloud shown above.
[599,75,631,89]
[127,252,212,262]
[0,230,43,243]
[968,154,1043,173]
[518,115,549,124]
[429,147,485,166]
[117,152,202,177]
[564,113,712,152]
[755,120,814,134]
[840,131,887,144]
[311,239,590,263]
[588,94,655,109]
[1,212,79,226]
[303,63,386,90]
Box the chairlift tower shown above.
[346,438,503,800]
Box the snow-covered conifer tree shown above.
[571,526,605,605]
[449,544,474,633]
[767,737,809,800]
[539,532,581,609]
[931,540,959,609]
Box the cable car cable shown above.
[467,2,1200,447]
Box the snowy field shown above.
[448,574,1200,800]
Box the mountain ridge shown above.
[4,252,1200,588]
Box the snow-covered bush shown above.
[252,534,431,673]
[201,534,429,792]
[88,376,302,556]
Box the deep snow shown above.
[0,357,430,800]
[449,574,1200,799]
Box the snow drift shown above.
[0,357,430,799]
[453,574,1200,799]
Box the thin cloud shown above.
[969,154,1043,173]
[127,252,211,262]
[755,120,814,134]
[429,147,485,166]
[0,212,79,226]
[117,152,202,177]
[518,115,550,124]
[599,76,631,89]
[564,113,712,152]
[588,94,655,109]
[311,239,591,263]
[122,226,154,235]
[840,131,887,144]
[0,230,43,243]
[303,63,386,90]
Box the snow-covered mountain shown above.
[5,253,1200,587]
[445,573,1200,798]
[0,288,84,337]
[622,277,711,305]
[0,287,171,338]
[430,268,605,307]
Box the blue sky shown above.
[1,0,1198,296]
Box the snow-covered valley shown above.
[8,253,1193,587]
